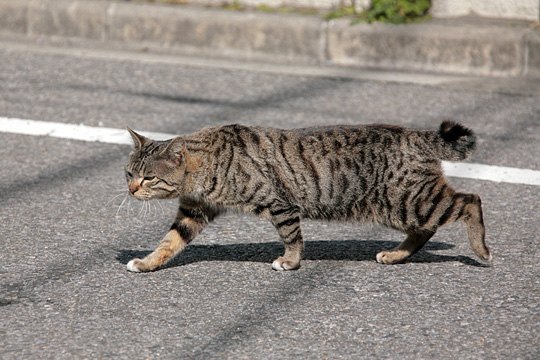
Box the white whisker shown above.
[104,191,128,209]
[153,201,161,218]
[115,192,129,218]
[137,200,144,218]
[156,200,165,217]
[126,196,133,217]
[149,201,155,218]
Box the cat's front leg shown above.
[270,207,304,271]
[127,205,218,272]
[127,228,186,272]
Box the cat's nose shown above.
[129,181,140,195]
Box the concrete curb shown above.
[0,0,539,77]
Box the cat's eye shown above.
[125,171,133,179]
[143,176,156,182]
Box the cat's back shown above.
[210,123,406,149]
[292,123,406,152]
[205,123,416,174]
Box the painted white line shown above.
[0,117,173,145]
[1,117,539,186]
[442,162,540,187]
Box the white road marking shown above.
[1,117,539,186]
[0,117,173,144]
[441,162,540,187]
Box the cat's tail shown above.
[432,121,477,161]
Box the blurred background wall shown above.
[185,0,539,20]
[431,0,539,20]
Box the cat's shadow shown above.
[116,239,488,269]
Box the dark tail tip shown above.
[439,121,473,142]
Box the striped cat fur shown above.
[124,121,490,272]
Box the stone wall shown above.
[431,0,539,21]
[190,0,539,20]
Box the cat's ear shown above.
[161,137,186,165]
[127,128,147,149]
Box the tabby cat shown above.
[124,121,490,272]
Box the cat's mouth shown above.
[130,190,178,200]
[129,191,150,201]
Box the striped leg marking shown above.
[127,204,217,272]
[270,207,303,271]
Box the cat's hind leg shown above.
[376,229,435,264]
[438,193,491,261]
[270,207,303,271]
[127,205,218,272]
[376,192,490,265]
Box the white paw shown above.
[126,259,142,272]
[375,252,385,264]
[271,258,299,271]
[272,259,285,271]
[484,248,493,262]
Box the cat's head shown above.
[124,128,187,200]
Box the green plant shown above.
[326,0,431,24]
[360,0,431,24]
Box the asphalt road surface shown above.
[0,41,539,359]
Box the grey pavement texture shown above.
[0,43,539,359]
[0,0,539,77]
